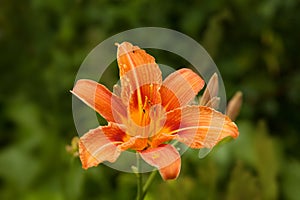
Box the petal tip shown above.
[78,140,99,169]
[160,158,181,181]
[140,144,181,181]
[117,41,139,57]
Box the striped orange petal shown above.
[116,42,164,138]
[78,123,126,169]
[160,68,205,112]
[139,144,181,181]
[71,79,126,124]
[152,105,238,149]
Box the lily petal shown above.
[116,42,156,77]
[140,144,181,181]
[199,73,219,107]
[117,42,162,110]
[160,68,205,112]
[78,123,126,169]
[163,106,239,148]
[119,136,148,151]
[205,96,220,109]
[116,42,164,134]
[71,79,126,123]
[150,132,176,148]
[120,64,162,105]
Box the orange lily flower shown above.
[71,42,239,180]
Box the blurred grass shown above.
[1,0,300,199]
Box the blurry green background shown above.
[1,0,300,199]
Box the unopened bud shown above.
[226,91,243,121]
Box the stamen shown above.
[140,96,149,125]
[142,96,149,112]
[168,126,231,135]
[149,84,153,100]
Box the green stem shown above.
[135,154,158,200]
[141,170,157,199]
[136,154,143,200]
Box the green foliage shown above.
[1,0,300,199]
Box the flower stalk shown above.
[136,153,143,200]
[135,161,158,200]
[142,170,157,199]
